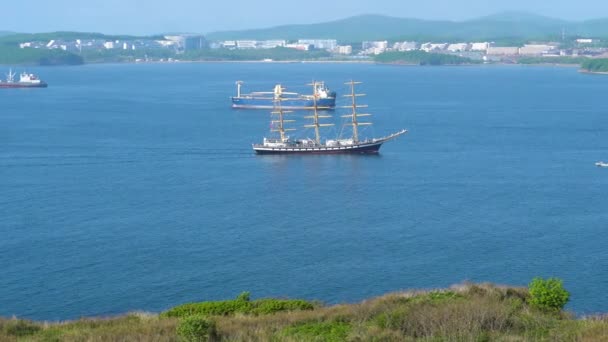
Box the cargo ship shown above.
[0,69,48,88]
[253,81,407,155]
[232,81,335,109]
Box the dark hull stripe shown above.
[254,142,383,155]
[0,83,48,88]
[232,96,336,109]
[233,105,335,110]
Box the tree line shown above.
[581,58,608,72]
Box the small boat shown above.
[596,161,608,167]
[0,69,48,88]
[252,80,407,155]
[232,81,336,109]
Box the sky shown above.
[3,0,608,35]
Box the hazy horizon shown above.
[4,0,608,35]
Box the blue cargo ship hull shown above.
[232,94,336,109]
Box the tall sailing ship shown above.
[252,81,407,154]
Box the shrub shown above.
[410,291,463,304]
[162,293,315,318]
[528,277,570,311]
[251,299,315,315]
[163,300,253,318]
[235,291,250,302]
[177,315,216,342]
[1,319,41,337]
[282,321,351,342]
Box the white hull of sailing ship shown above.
[253,81,407,155]
[253,131,407,154]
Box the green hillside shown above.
[0,46,83,65]
[0,32,162,66]
[206,12,608,42]
[207,15,456,42]
[2,281,607,341]
[0,31,161,45]
[581,58,608,72]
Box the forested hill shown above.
[0,32,161,66]
[581,58,608,73]
[206,12,608,42]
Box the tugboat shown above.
[232,81,335,109]
[0,69,48,88]
[252,81,407,154]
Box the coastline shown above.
[2,283,607,341]
[0,58,587,68]
[578,69,608,75]
[127,60,584,69]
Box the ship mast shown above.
[342,80,372,142]
[235,80,243,97]
[271,84,295,142]
[6,69,15,83]
[304,81,334,145]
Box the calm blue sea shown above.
[1,62,608,321]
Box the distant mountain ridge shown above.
[206,12,608,42]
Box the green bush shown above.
[282,321,351,342]
[1,319,41,336]
[177,315,216,342]
[162,293,315,318]
[235,291,250,302]
[250,299,314,315]
[162,299,253,318]
[528,277,570,311]
[411,290,464,304]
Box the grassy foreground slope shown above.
[1,282,608,341]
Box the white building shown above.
[393,41,418,51]
[103,41,115,49]
[260,40,286,49]
[236,40,257,49]
[519,44,558,56]
[336,45,352,54]
[285,43,310,51]
[362,41,388,50]
[487,47,520,56]
[576,38,595,44]
[156,40,177,48]
[298,39,337,50]
[470,42,491,51]
[420,43,447,52]
[164,35,206,51]
[447,43,469,52]
[361,41,388,55]
[221,40,237,48]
